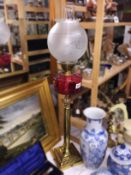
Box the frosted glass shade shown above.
[0,18,10,44]
[47,19,87,63]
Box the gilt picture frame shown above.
[0,79,60,167]
[110,103,128,121]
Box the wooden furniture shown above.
[0,0,56,84]
[56,0,131,133]
[23,1,53,81]
[0,0,28,81]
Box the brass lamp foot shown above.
[51,143,82,170]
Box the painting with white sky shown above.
[0,95,41,135]
[0,94,46,153]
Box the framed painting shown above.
[110,103,128,134]
[0,79,60,167]
[110,103,128,121]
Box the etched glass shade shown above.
[0,18,10,44]
[47,19,87,63]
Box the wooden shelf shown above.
[6,19,19,25]
[98,60,131,86]
[66,4,131,30]
[25,34,48,40]
[27,49,49,56]
[80,21,131,29]
[29,58,50,65]
[104,22,131,27]
[82,60,131,89]
[2,1,52,81]
[82,78,92,89]
[5,0,18,5]
[0,70,28,79]
[2,1,29,81]
[58,0,131,134]
[80,22,95,29]
[25,5,49,12]
[66,4,86,12]
[29,70,50,77]
[26,21,50,25]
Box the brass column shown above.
[63,95,71,156]
[51,63,82,169]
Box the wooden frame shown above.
[109,103,128,134]
[110,103,128,121]
[0,78,60,166]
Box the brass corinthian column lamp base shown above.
[51,63,82,169]
[51,95,82,169]
[51,143,82,169]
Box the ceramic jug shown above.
[80,107,108,169]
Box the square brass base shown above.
[51,143,82,170]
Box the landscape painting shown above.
[0,94,46,167]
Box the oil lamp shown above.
[47,18,87,169]
[0,18,11,72]
[0,18,10,45]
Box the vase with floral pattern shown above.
[107,144,131,175]
[80,107,108,169]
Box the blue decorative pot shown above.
[80,107,108,169]
[107,144,131,175]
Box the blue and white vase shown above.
[80,107,108,169]
[107,144,131,175]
